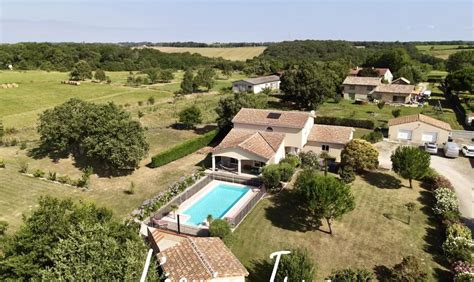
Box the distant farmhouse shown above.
[232,75,280,94]
[349,67,393,83]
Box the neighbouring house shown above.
[303,124,354,162]
[372,84,416,104]
[212,108,354,174]
[391,77,411,85]
[342,76,382,101]
[388,114,452,145]
[149,229,248,282]
[349,67,393,83]
[232,75,280,94]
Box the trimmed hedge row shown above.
[150,129,218,168]
[314,116,375,129]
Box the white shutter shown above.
[397,130,412,140]
[421,132,438,142]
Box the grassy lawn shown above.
[316,90,464,130]
[146,46,266,61]
[231,171,448,281]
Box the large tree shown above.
[341,139,379,172]
[215,92,267,130]
[365,48,411,73]
[295,170,355,234]
[275,248,316,282]
[193,67,216,91]
[445,67,474,93]
[180,69,194,94]
[37,98,149,172]
[0,197,153,280]
[391,146,430,188]
[396,65,427,84]
[446,51,474,72]
[280,63,337,110]
[69,60,92,81]
[94,69,107,81]
[178,105,202,129]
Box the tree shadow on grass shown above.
[360,171,402,189]
[247,259,273,282]
[265,189,322,232]
[373,264,392,281]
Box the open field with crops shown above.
[145,46,266,61]
[0,70,243,232]
[416,44,474,59]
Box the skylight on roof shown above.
[267,112,281,119]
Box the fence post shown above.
[177,214,181,234]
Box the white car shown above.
[424,142,438,154]
[461,144,474,157]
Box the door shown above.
[397,129,412,140]
[422,132,438,143]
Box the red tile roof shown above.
[232,108,311,129]
[388,114,452,131]
[308,124,354,144]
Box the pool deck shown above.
[160,180,260,228]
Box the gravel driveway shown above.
[375,141,474,231]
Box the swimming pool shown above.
[182,182,250,226]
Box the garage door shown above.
[397,129,412,140]
[422,132,438,142]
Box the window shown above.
[230,158,238,165]
[322,145,330,151]
[349,85,355,90]
[266,127,273,132]
[267,112,282,119]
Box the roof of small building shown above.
[308,124,354,144]
[388,114,452,131]
[213,128,285,160]
[234,75,280,85]
[232,108,311,129]
[156,234,248,281]
[373,84,415,94]
[391,77,411,84]
[342,76,382,86]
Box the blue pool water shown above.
[183,182,250,226]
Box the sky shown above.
[0,0,473,43]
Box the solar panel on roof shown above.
[267,112,281,119]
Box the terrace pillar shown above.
[212,155,216,171]
[237,159,241,175]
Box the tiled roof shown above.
[391,77,411,84]
[232,108,311,129]
[388,114,452,131]
[235,75,280,85]
[213,128,285,160]
[342,76,382,86]
[308,124,354,144]
[157,236,248,281]
[373,84,415,94]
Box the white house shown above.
[232,75,280,94]
[349,67,393,83]
[212,108,354,175]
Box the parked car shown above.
[461,144,474,157]
[424,142,438,154]
[443,142,460,158]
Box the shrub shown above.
[377,100,386,109]
[261,164,281,190]
[361,131,383,143]
[452,261,474,281]
[150,129,218,168]
[390,256,428,281]
[126,181,136,195]
[314,116,374,129]
[47,171,57,181]
[443,224,474,263]
[341,139,379,172]
[433,188,460,220]
[0,159,5,168]
[0,220,8,235]
[278,162,295,182]
[299,151,319,169]
[178,105,203,129]
[33,169,45,178]
[147,96,155,105]
[275,248,316,282]
[280,154,301,168]
[209,219,233,246]
[76,167,93,188]
[18,160,28,173]
[447,223,473,239]
[392,108,402,118]
[20,141,27,150]
[338,165,356,183]
[326,268,375,281]
[57,175,72,185]
[431,175,454,191]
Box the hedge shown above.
[314,116,375,129]
[150,129,218,168]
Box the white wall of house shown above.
[383,70,394,83]
[303,142,345,162]
[232,81,280,94]
[342,84,376,101]
[372,92,411,103]
[212,276,246,282]
[388,122,450,145]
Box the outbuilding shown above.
[232,75,280,94]
[388,114,451,145]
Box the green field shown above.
[231,172,448,281]
[0,70,243,232]
[147,46,266,61]
[416,44,473,59]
